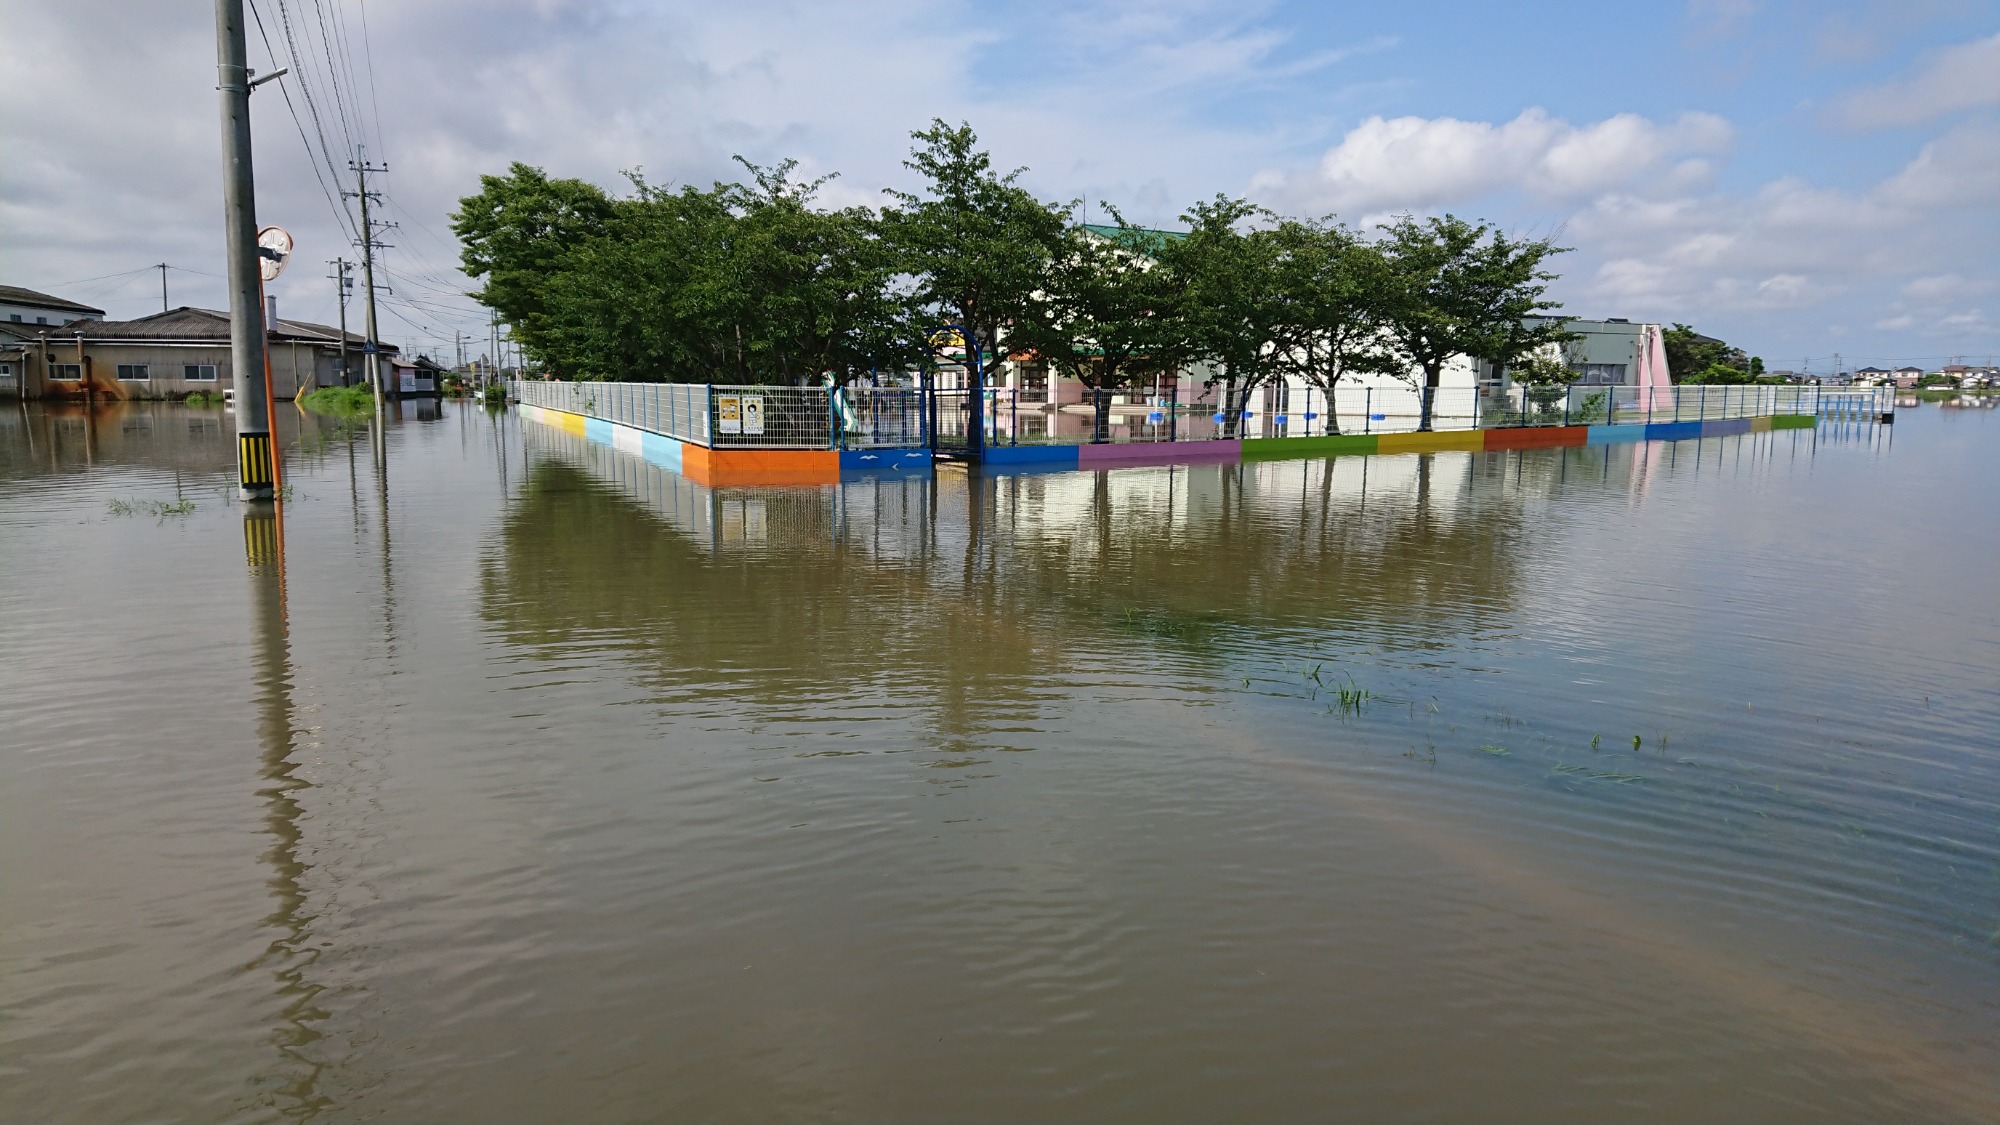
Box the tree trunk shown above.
[1219,372,1239,438]
[1091,384,1112,444]
[1418,364,1442,432]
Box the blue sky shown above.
[5,1,1996,370]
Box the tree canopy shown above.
[453,123,1573,410]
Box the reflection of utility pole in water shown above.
[241,508,332,1113]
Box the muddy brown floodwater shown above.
[1,398,1996,1123]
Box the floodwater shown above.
[2,398,1996,1124]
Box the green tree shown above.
[1682,362,1753,385]
[466,161,915,385]
[1376,214,1570,431]
[722,159,916,384]
[451,163,618,374]
[1022,210,1186,442]
[1510,353,1575,417]
[1661,323,1747,384]
[533,177,740,381]
[1262,218,1396,434]
[881,120,1068,401]
[1160,196,1284,437]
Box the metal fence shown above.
[510,379,927,451]
[978,382,1889,445]
[516,377,1890,454]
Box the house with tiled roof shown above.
[7,305,393,401]
[0,284,105,327]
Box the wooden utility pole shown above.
[158,263,170,313]
[213,0,274,500]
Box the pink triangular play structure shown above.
[1634,324,1674,414]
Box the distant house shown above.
[0,284,105,327]
[1855,366,1892,385]
[6,305,392,401]
[1891,366,1925,389]
[389,355,448,397]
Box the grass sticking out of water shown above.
[107,498,196,519]
[1552,763,1646,783]
[1478,744,1510,756]
[1332,671,1370,716]
[301,384,380,417]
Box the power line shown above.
[247,0,359,242]
[305,0,362,163]
[355,0,387,167]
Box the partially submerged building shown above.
[2,305,392,401]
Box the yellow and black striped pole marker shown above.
[238,430,274,497]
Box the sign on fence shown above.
[742,395,764,436]
[718,395,742,435]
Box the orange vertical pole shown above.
[259,277,282,495]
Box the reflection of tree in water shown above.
[977,454,1530,648]
[478,445,1535,731]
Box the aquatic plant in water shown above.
[107,498,196,519]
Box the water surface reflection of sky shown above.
[0,400,1993,1124]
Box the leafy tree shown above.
[452,163,617,373]
[1262,218,1396,434]
[1510,353,1575,415]
[1160,196,1284,437]
[533,177,739,381]
[722,159,916,384]
[1661,323,1747,384]
[1682,362,1753,385]
[1022,210,1185,442]
[1376,214,1570,431]
[881,120,1068,406]
[464,162,915,384]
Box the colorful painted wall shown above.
[521,401,1819,486]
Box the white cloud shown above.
[1257,108,1732,215]
[3,0,1334,348]
[1874,122,2000,208]
[1835,31,2000,128]
[1573,126,2000,330]
[1251,103,1998,352]
[1902,274,1997,303]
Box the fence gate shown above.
[927,387,977,457]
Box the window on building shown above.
[48,363,82,381]
[0,363,13,379]
[1574,363,1628,385]
[183,364,218,381]
[36,316,48,325]
[117,363,150,381]
[8,314,20,322]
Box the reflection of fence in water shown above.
[519,417,935,557]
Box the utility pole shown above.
[326,258,353,385]
[158,263,170,313]
[213,0,274,500]
[345,150,390,411]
